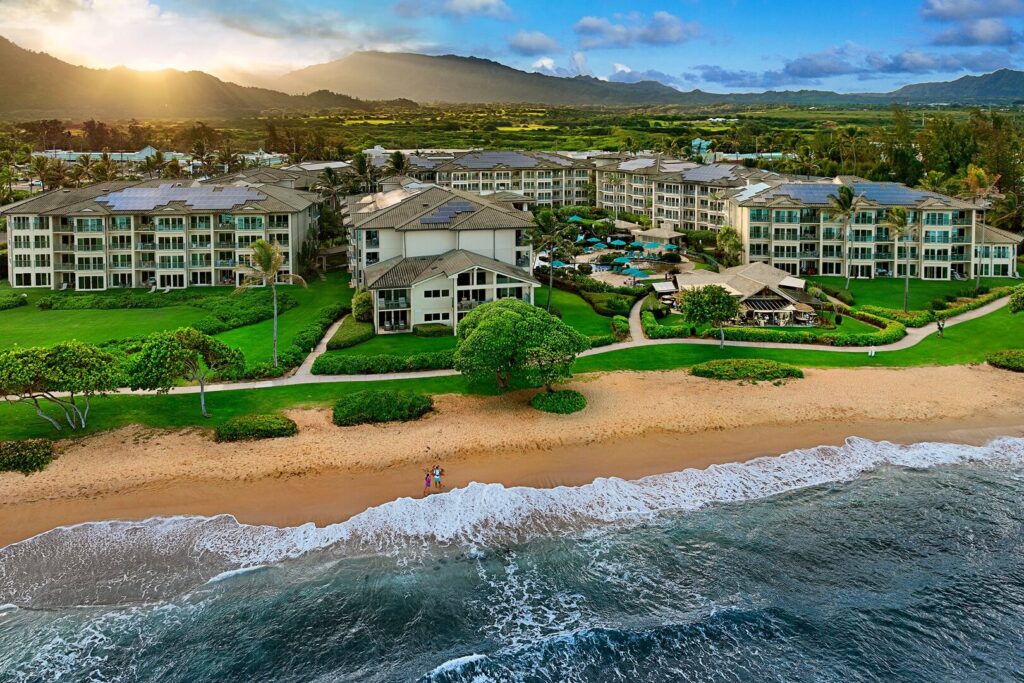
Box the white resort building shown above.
[431,151,593,207]
[2,181,319,290]
[728,180,1023,280]
[346,179,539,333]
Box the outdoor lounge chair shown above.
[59,283,68,292]
[148,285,157,293]
[384,320,393,332]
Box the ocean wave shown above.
[3,436,1023,608]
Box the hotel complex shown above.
[2,180,319,290]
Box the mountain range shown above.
[1,35,1023,120]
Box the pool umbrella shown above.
[569,215,583,223]
[592,242,608,249]
[575,234,584,243]
[586,236,601,243]
[630,240,645,248]
[612,256,632,264]
[645,242,661,250]
[664,244,679,250]
[552,260,567,268]
[609,239,627,246]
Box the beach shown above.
[2,364,1023,547]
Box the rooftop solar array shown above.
[96,184,267,211]
[532,152,574,167]
[419,199,477,224]
[618,158,656,171]
[453,152,541,169]
[768,182,944,206]
[680,164,736,182]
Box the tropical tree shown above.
[313,166,347,208]
[961,164,1000,291]
[161,159,184,178]
[128,328,244,418]
[234,239,307,368]
[827,185,862,290]
[990,191,1023,233]
[384,150,410,177]
[74,154,96,182]
[0,342,122,431]
[532,209,575,311]
[140,150,166,179]
[603,172,623,222]
[216,143,241,174]
[29,155,50,191]
[45,159,70,189]
[1010,286,1024,314]
[880,207,914,313]
[90,152,120,182]
[454,298,589,390]
[190,140,216,177]
[678,284,740,349]
[715,224,743,267]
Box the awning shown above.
[652,281,677,294]
[743,298,790,311]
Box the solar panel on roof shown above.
[97,184,266,211]
[419,199,478,225]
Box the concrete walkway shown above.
[159,295,1010,397]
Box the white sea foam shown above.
[3,436,1023,608]
[425,653,488,677]
[205,564,268,584]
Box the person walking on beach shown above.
[433,465,445,490]
[423,470,432,496]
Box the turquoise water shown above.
[2,437,1024,681]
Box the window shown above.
[14,273,31,286]
[34,273,51,286]
[78,275,104,290]
[235,216,264,230]
[423,289,450,298]
[424,312,450,322]
[365,251,379,265]
[268,214,289,228]
[821,262,843,275]
[13,235,29,249]
[112,216,132,230]
[33,235,50,249]
[189,216,211,230]
[34,254,51,268]
[155,217,185,231]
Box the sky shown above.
[0,0,1022,92]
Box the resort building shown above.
[676,261,819,327]
[592,154,696,218]
[728,180,1022,280]
[346,180,538,333]
[3,180,319,290]
[432,151,593,207]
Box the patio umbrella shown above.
[644,242,661,250]
[552,260,567,268]
[609,239,627,246]
[575,234,584,243]
[612,256,632,264]
[586,237,601,243]
[664,244,679,250]
[630,269,650,279]
[569,215,583,223]
[592,242,608,249]
[630,240,645,248]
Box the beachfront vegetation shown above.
[331,389,433,426]
[1012,287,1024,314]
[413,323,455,337]
[678,285,740,349]
[0,292,27,310]
[0,341,122,432]
[233,239,307,368]
[213,414,299,442]
[352,289,373,322]
[454,298,589,390]
[126,328,244,418]
[0,439,55,474]
[326,316,375,350]
[690,359,804,382]
[312,350,454,375]
[530,389,587,414]
[986,350,1024,372]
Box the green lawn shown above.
[0,304,212,348]
[808,275,1021,310]
[215,272,352,363]
[536,286,613,336]
[324,333,457,357]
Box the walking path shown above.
[159,295,1010,397]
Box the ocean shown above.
[2,436,1024,682]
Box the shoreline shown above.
[2,365,1023,547]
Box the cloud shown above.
[689,65,793,89]
[573,11,699,49]
[866,49,1013,73]
[507,30,560,56]
[920,0,1024,20]
[607,63,684,88]
[933,17,1019,45]
[394,0,512,20]
[530,52,590,77]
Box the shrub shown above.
[327,316,375,350]
[332,390,433,426]
[857,305,935,328]
[929,298,948,311]
[716,311,904,347]
[937,286,1015,320]
[214,414,298,442]
[815,282,855,306]
[987,350,1024,372]
[413,323,453,337]
[587,334,618,348]
[312,350,454,375]
[690,359,804,382]
[580,290,633,316]
[662,252,682,263]
[0,439,56,475]
[530,389,587,414]
[0,293,27,311]
[641,310,690,339]
[577,263,593,275]
[611,315,631,340]
[352,289,373,322]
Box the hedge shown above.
[641,310,690,339]
[0,293,27,311]
[413,323,454,337]
[935,286,1015,321]
[987,350,1024,372]
[214,414,298,442]
[326,316,375,350]
[814,282,855,306]
[244,302,347,378]
[530,389,587,414]
[690,359,804,382]
[716,311,905,347]
[611,315,630,340]
[0,439,56,475]
[857,305,935,328]
[579,290,634,316]
[312,350,455,375]
[332,390,434,426]
[587,334,618,348]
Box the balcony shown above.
[215,241,235,249]
[110,263,133,270]
[218,221,235,229]
[136,243,156,250]
[951,235,969,243]
[923,254,951,261]
[74,226,104,233]
[156,244,185,251]
[516,235,531,247]
[923,237,951,244]
[109,243,132,251]
[76,244,104,252]
[849,236,874,243]
[156,225,185,232]
[378,299,410,311]
[458,299,493,311]
[874,252,895,261]
[53,244,74,252]
[798,251,820,259]
[138,260,156,269]
[157,262,186,270]
[109,224,132,232]
[799,231,819,241]
[75,263,104,271]
[951,253,970,262]
[189,242,212,250]
[215,259,237,267]
[190,261,212,269]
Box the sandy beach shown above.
[2,364,1023,547]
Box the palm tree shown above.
[312,167,346,208]
[384,150,410,177]
[190,140,215,177]
[827,184,862,290]
[604,172,623,223]
[532,209,574,312]
[74,155,95,182]
[961,165,1001,291]
[350,152,379,192]
[880,208,914,313]
[991,191,1023,233]
[140,150,166,179]
[161,159,184,179]
[90,152,120,182]
[29,155,50,192]
[234,239,307,368]
[215,144,240,174]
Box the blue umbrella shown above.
[629,269,651,279]
[664,243,679,250]
[568,215,583,223]
[575,234,584,243]
[644,242,661,250]
[612,256,631,264]
[592,242,608,249]
[586,237,601,243]
[552,260,567,268]
[609,239,627,246]
[630,240,645,248]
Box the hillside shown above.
[0,37,383,119]
[889,69,1024,103]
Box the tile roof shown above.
[434,150,587,172]
[347,184,534,232]
[676,262,807,301]
[738,181,974,209]
[364,249,539,289]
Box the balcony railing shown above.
[156,225,185,232]
[798,251,820,259]
[157,262,186,269]
[951,235,969,243]
[189,243,212,250]
[139,260,156,269]
[849,236,874,243]
[136,243,156,250]
[156,244,185,250]
[75,263,104,271]
[76,244,104,252]
[215,241,235,249]
[190,261,212,268]
[378,299,409,310]
[923,237,951,244]
[109,243,132,251]
[215,259,237,267]
[458,299,493,311]
[109,224,132,232]
[874,252,895,260]
[110,263,133,270]
[951,253,970,262]
[74,225,104,233]
[923,254,951,261]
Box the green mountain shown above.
[888,69,1024,103]
[0,37,386,119]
